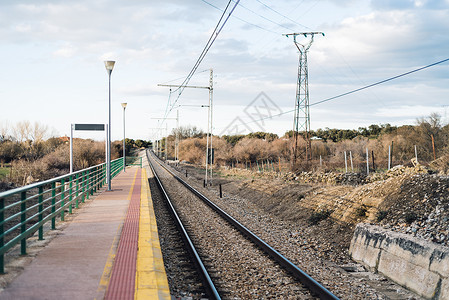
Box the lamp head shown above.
[121,102,127,109]
[104,61,115,74]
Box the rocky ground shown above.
[169,161,434,299]
[221,165,449,248]
[175,161,449,265]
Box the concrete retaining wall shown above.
[349,223,449,299]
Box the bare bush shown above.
[7,139,110,186]
[233,138,270,162]
[213,137,233,166]
[271,138,292,161]
[74,139,108,170]
[179,138,207,164]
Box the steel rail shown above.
[146,150,220,300]
[149,150,339,300]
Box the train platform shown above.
[0,166,170,300]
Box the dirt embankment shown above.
[214,163,449,260]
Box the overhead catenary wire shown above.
[160,69,210,85]
[165,0,240,117]
[201,0,279,35]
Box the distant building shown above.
[59,136,70,143]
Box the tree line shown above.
[160,113,449,172]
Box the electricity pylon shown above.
[284,32,324,167]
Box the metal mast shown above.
[175,109,179,161]
[284,32,324,167]
[207,69,214,185]
[158,68,214,184]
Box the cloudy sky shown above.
[1,0,448,141]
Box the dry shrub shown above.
[430,151,449,173]
[271,138,292,161]
[233,138,270,162]
[9,139,110,186]
[10,146,68,185]
[165,135,176,159]
[213,137,233,166]
[73,139,108,170]
[179,138,206,164]
[311,140,332,159]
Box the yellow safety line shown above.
[95,169,139,300]
[135,168,170,299]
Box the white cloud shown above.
[375,105,444,118]
[53,43,77,57]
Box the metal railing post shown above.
[82,171,86,203]
[75,173,79,209]
[95,167,98,190]
[38,186,44,240]
[96,167,99,192]
[51,182,56,230]
[0,197,4,274]
[86,171,90,199]
[60,178,65,221]
[90,168,94,196]
[101,165,106,186]
[69,176,73,214]
[102,164,106,186]
[20,191,27,255]
[97,167,101,190]
[93,168,97,193]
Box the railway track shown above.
[146,150,339,299]
[145,159,208,299]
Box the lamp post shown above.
[121,102,127,172]
[104,60,115,191]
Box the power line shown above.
[231,0,295,32]
[255,0,311,30]
[310,57,449,107]
[220,57,449,130]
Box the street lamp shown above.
[121,102,127,172]
[105,60,115,191]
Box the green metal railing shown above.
[0,158,125,274]
[125,156,142,168]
